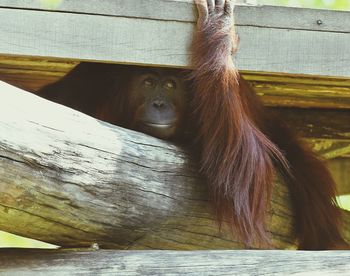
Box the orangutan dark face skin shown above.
[128,68,188,139]
[39,0,349,250]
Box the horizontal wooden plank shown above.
[1,57,350,109]
[1,249,350,275]
[0,57,78,92]
[236,26,350,78]
[1,57,349,159]
[0,8,192,67]
[253,81,350,109]
[0,3,350,77]
[1,1,350,33]
[0,58,349,159]
[277,108,350,159]
[0,0,197,23]
[278,108,350,141]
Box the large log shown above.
[1,249,350,275]
[0,81,349,249]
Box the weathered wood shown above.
[1,81,349,249]
[0,2,350,77]
[1,249,350,275]
[0,7,193,67]
[1,1,349,33]
[249,76,350,109]
[1,58,350,146]
[0,57,75,92]
[277,108,350,141]
[0,80,286,249]
[277,108,350,159]
[2,57,350,109]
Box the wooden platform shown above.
[0,1,350,108]
[0,2,349,271]
[0,1,350,76]
[0,1,349,157]
[1,249,350,275]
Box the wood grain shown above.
[1,1,349,32]
[0,3,350,77]
[1,80,349,249]
[1,57,350,109]
[277,108,350,141]
[1,249,350,275]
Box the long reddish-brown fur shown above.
[191,0,347,249]
[39,0,348,249]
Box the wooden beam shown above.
[0,80,289,249]
[1,57,349,159]
[2,81,349,249]
[0,2,350,78]
[247,73,350,109]
[1,249,350,275]
[276,108,350,159]
[1,1,349,33]
[1,56,350,109]
[1,59,350,158]
[277,108,350,141]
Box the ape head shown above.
[38,0,349,249]
[39,60,349,249]
[126,67,189,139]
[39,63,191,140]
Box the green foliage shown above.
[259,0,350,10]
[38,0,350,10]
[39,0,63,9]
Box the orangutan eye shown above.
[143,78,155,88]
[164,80,176,90]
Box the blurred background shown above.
[241,0,350,10]
[40,0,350,10]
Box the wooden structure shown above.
[1,1,350,160]
[0,0,349,273]
[2,249,350,275]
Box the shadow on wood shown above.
[0,81,349,249]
